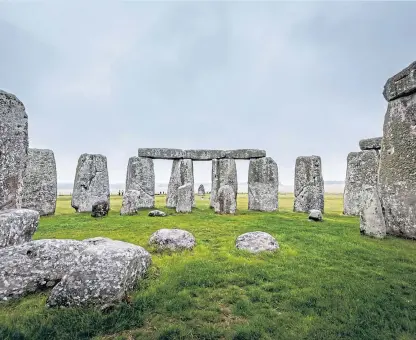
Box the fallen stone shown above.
[248,157,278,212]
[166,159,194,208]
[198,184,205,196]
[235,231,279,253]
[183,149,226,160]
[125,157,155,209]
[343,151,379,216]
[225,149,266,159]
[0,90,28,209]
[176,183,193,213]
[210,159,238,208]
[138,148,184,159]
[91,201,109,218]
[148,210,167,217]
[0,209,39,248]
[360,190,386,238]
[293,156,324,213]
[383,61,416,101]
[71,154,110,213]
[120,190,141,215]
[359,137,382,151]
[308,209,323,221]
[214,185,236,214]
[149,228,195,251]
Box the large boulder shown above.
[71,154,110,213]
[0,90,28,210]
[293,156,324,213]
[210,159,238,208]
[176,183,193,213]
[47,237,151,309]
[360,190,386,239]
[248,157,279,212]
[379,61,416,239]
[125,157,155,209]
[166,159,194,208]
[91,201,109,218]
[235,232,279,253]
[0,209,39,248]
[343,151,379,216]
[120,190,141,215]
[21,149,57,216]
[198,184,205,196]
[359,137,382,151]
[149,228,195,251]
[214,185,236,214]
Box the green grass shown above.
[1,193,416,340]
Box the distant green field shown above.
[1,194,416,340]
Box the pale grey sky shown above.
[1,1,415,184]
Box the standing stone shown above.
[176,183,193,213]
[343,151,379,216]
[379,61,416,239]
[214,185,236,214]
[293,156,324,213]
[248,157,278,212]
[125,157,155,209]
[21,149,57,216]
[360,190,386,239]
[0,209,39,248]
[166,159,194,208]
[120,190,141,215]
[0,90,28,209]
[198,184,205,196]
[71,154,110,213]
[210,159,238,208]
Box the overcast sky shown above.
[1,1,415,185]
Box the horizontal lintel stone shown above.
[359,137,382,150]
[138,148,266,160]
[383,61,416,101]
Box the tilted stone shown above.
[210,159,238,208]
[0,90,28,209]
[235,232,279,253]
[214,185,236,214]
[360,190,386,239]
[248,157,279,212]
[343,151,379,216]
[71,154,110,213]
[149,228,195,251]
[225,149,266,159]
[383,61,416,101]
[138,148,184,159]
[359,137,382,151]
[47,237,151,309]
[293,156,324,213]
[0,209,39,248]
[176,183,193,213]
[166,159,194,208]
[198,184,205,196]
[183,149,226,160]
[125,157,155,209]
[21,149,57,216]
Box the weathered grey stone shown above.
[343,151,379,216]
[235,232,279,253]
[0,90,28,210]
[71,154,110,213]
[176,183,193,213]
[149,228,195,251]
[359,137,382,151]
[225,149,266,159]
[248,157,278,212]
[308,209,323,221]
[210,159,238,208]
[293,156,324,213]
[120,190,140,215]
[183,149,226,160]
[198,184,205,196]
[47,237,151,309]
[91,201,109,218]
[383,61,416,101]
[166,159,194,208]
[21,149,57,216]
[360,190,386,238]
[148,210,167,217]
[0,209,39,248]
[138,148,184,159]
[214,185,236,214]
[125,157,155,208]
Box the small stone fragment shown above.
[148,210,167,217]
[235,231,279,253]
[308,209,323,221]
[360,190,386,239]
[214,185,236,214]
[176,183,193,213]
[0,209,39,248]
[149,228,195,251]
[91,201,109,218]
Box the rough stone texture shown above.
[383,61,416,101]
[120,190,141,215]
[91,201,109,218]
[235,232,279,253]
[71,154,110,213]
[225,149,266,159]
[359,137,382,151]
[47,237,151,308]
[149,228,195,251]
[148,210,167,217]
[183,149,226,160]
[293,156,324,213]
[21,149,57,216]
[0,209,39,248]
[343,151,379,216]
[308,209,323,221]
[125,157,155,208]
[198,184,205,196]
[248,157,279,212]
[210,159,238,208]
[360,190,386,239]
[166,159,194,208]
[214,185,236,214]
[0,90,28,210]
[176,183,193,213]
[138,148,184,159]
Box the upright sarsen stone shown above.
[0,90,28,209]
[248,157,279,212]
[166,159,194,208]
[125,157,155,209]
[210,159,238,208]
[176,183,193,213]
[71,154,110,213]
[21,149,57,216]
[293,156,324,213]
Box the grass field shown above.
[1,194,416,340]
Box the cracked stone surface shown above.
[71,154,110,213]
[235,232,279,253]
[0,209,39,248]
[214,185,236,214]
[125,157,155,209]
[149,228,195,251]
[360,190,386,239]
[166,159,194,208]
[176,183,193,213]
[210,159,238,208]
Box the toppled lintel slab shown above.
[383,61,416,101]
[359,137,382,151]
[138,148,266,160]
